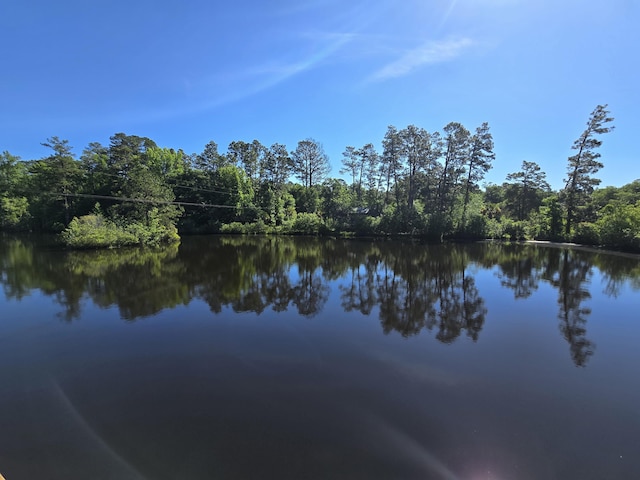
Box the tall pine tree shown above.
[563,105,614,237]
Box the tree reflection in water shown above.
[1,235,639,365]
[547,249,596,367]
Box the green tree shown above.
[596,202,640,250]
[461,122,494,230]
[0,151,27,195]
[212,165,255,223]
[588,179,640,220]
[262,143,291,187]
[539,195,564,241]
[0,151,30,229]
[288,183,319,214]
[360,143,383,214]
[103,134,183,227]
[290,138,330,188]
[321,178,354,229]
[437,122,470,217]
[227,140,265,185]
[107,133,157,177]
[255,143,292,225]
[80,142,110,197]
[381,125,404,206]
[340,143,380,204]
[505,160,550,221]
[0,196,29,229]
[563,105,614,237]
[119,168,182,226]
[145,147,187,178]
[340,146,360,195]
[401,125,436,211]
[195,140,230,172]
[32,137,83,227]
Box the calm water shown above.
[1,235,639,480]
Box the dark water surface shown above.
[1,235,639,480]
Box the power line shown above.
[82,170,242,196]
[169,183,241,196]
[55,192,248,209]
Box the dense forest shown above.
[1,104,638,250]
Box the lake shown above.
[0,235,639,480]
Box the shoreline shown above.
[523,239,640,259]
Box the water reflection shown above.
[549,249,595,367]
[491,244,600,366]
[1,235,639,366]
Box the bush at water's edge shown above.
[61,210,180,249]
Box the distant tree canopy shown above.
[2,105,636,251]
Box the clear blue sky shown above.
[1,0,637,189]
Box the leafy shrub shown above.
[573,222,600,245]
[61,214,138,248]
[220,219,272,235]
[0,196,30,230]
[457,214,487,239]
[485,218,504,239]
[290,213,323,235]
[61,210,180,248]
[596,202,640,250]
[351,215,380,235]
[501,219,527,240]
[220,222,248,234]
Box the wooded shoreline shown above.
[2,105,638,252]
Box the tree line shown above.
[1,104,638,250]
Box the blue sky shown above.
[1,0,637,189]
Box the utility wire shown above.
[54,192,252,209]
[83,170,242,196]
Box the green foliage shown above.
[220,219,269,235]
[563,105,614,236]
[321,178,354,229]
[7,122,640,251]
[0,196,30,230]
[290,138,330,187]
[379,204,426,235]
[124,208,181,246]
[61,214,138,248]
[460,214,487,239]
[573,222,600,245]
[0,151,28,194]
[500,219,527,240]
[455,191,486,238]
[61,210,180,248]
[537,196,564,241]
[596,202,640,250]
[114,168,182,224]
[290,212,323,235]
[505,161,550,221]
[145,147,187,178]
[485,217,504,239]
[227,140,265,184]
[220,222,249,234]
[278,192,297,224]
[423,212,449,240]
[29,137,83,228]
[350,215,381,236]
[288,184,319,214]
[483,183,505,204]
[212,165,255,223]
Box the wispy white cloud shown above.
[369,37,475,82]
